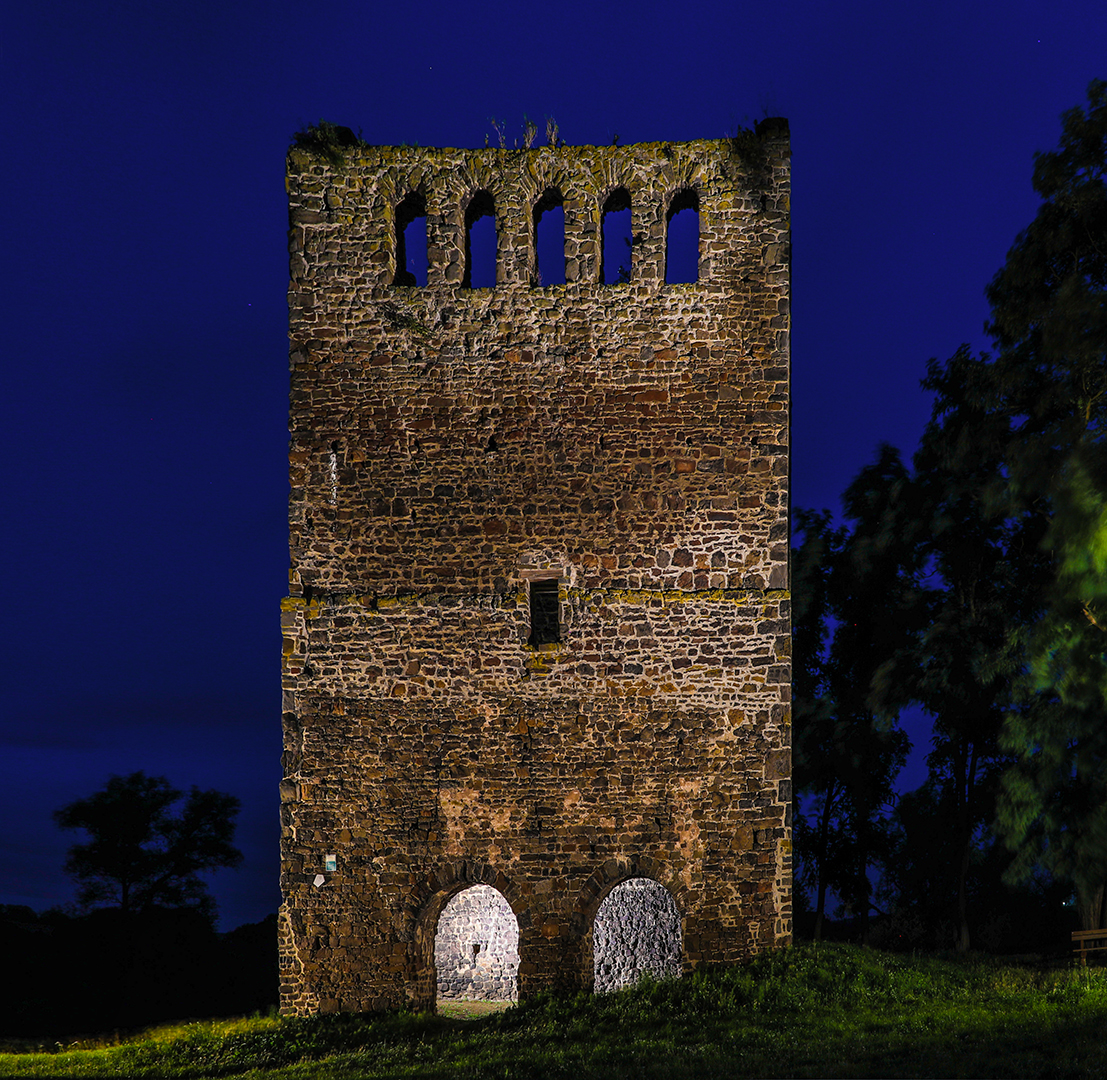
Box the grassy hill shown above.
[2,943,1105,1078]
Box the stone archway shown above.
[593,877,682,992]
[435,884,519,1002]
[410,863,527,1010]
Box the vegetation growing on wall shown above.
[290,120,367,168]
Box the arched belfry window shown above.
[665,188,699,284]
[464,190,496,289]
[394,191,428,287]
[533,188,565,287]
[601,188,632,285]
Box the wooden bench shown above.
[1072,929,1107,966]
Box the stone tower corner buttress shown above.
[280,126,791,1015]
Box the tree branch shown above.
[1082,604,1107,633]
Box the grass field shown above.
[2,944,1105,1078]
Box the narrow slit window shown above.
[464,190,496,288]
[665,188,699,284]
[533,189,565,286]
[601,188,632,284]
[394,192,428,286]
[528,579,560,646]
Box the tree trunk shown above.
[954,740,978,952]
[1078,882,1107,931]
[955,840,972,952]
[814,879,827,942]
[856,818,871,944]
[813,783,837,942]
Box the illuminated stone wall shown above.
[435,885,519,1001]
[594,877,682,992]
[280,127,792,1014]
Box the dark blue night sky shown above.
[3,0,1104,931]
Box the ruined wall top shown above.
[286,120,789,293]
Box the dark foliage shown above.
[792,487,910,939]
[793,79,1107,948]
[981,79,1107,931]
[290,120,366,168]
[54,771,242,923]
[0,905,278,1038]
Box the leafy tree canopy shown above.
[964,78,1107,929]
[791,78,1107,940]
[54,771,242,923]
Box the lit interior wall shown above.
[593,878,682,992]
[435,884,519,1001]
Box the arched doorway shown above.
[435,884,519,1003]
[593,877,681,992]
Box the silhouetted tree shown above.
[792,467,912,939]
[796,79,1107,942]
[792,506,844,937]
[54,771,242,923]
[857,348,1048,950]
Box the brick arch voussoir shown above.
[571,854,686,937]
[411,860,530,943]
[455,172,502,217]
[391,176,430,215]
[410,861,529,1006]
[598,181,634,214]
[665,183,701,222]
[663,142,712,188]
[522,159,579,216]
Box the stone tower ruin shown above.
[280,123,792,1014]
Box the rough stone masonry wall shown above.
[594,877,682,992]
[281,126,791,1015]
